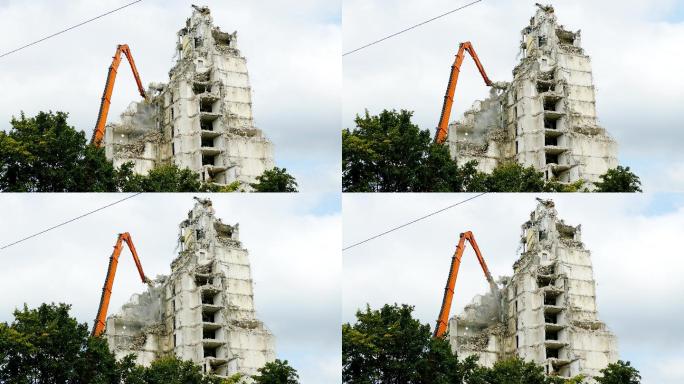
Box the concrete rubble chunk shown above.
[448,199,618,380]
[104,5,275,189]
[105,197,276,378]
[447,5,618,188]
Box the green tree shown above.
[342,109,469,192]
[116,162,219,192]
[468,357,573,384]
[484,162,547,192]
[252,359,299,384]
[594,360,641,384]
[594,166,642,192]
[250,167,298,192]
[0,303,120,383]
[342,303,476,384]
[0,111,118,192]
[135,356,224,384]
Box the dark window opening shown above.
[193,82,212,94]
[173,334,177,347]
[546,153,559,165]
[545,136,558,146]
[538,275,553,288]
[515,141,519,154]
[200,99,214,113]
[171,107,175,119]
[195,275,211,286]
[203,329,217,340]
[201,137,214,148]
[516,335,519,348]
[544,313,558,324]
[546,330,559,340]
[544,295,557,306]
[539,230,547,240]
[201,292,216,305]
[538,36,547,47]
[195,37,203,48]
[203,346,217,358]
[196,229,204,240]
[537,81,554,94]
[172,143,175,155]
[202,312,216,323]
[546,348,559,359]
[543,98,556,111]
[544,117,557,129]
[201,120,213,131]
[202,154,216,166]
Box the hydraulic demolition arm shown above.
[435,42,493,144]
[434,231,497,338]
[92,232,152,337]
[91,44,147,147]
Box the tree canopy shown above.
[250,167,299,192]
[252,359,300,383]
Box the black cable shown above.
[0,193,143,251]
[343,0,483,57]
[0,0,144,59]
[342,193,487,251]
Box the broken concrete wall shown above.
[447,4,618,187]
[105,197,275,378]
[449,199,618,381]
[104,5,275,188]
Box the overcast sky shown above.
[0,0,341,195]
[343,0,684,192]
[343,193,684,384]
[0,194,341,383]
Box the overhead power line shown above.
[0,0,144,59]
[343,0,483,56]
[0,193,142,251]
[342,193,487,251]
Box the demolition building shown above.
[104,5,275,187]
[448,199,618,379]
[447,4,618,186]
[104,198,275,377]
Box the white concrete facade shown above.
[449,199,618,380]
[104,5,275,187]
[447,4,618,187]
[105,198,275,378]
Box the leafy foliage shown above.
[0,111,118,191]
[252,359,300,383]
[250,167,298,192]
[594,360,641,384]
[0,303,121,383]
[594,166,642,192]
[115,162,219,192]
[468,357,571,384]
[342,303,478,383]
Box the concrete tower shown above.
[449,199,618,380]
[104,5,275,187]
[105,198,275,378]
[447,4,618,186]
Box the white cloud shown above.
[0,194,341,383]
[343,193,684,384]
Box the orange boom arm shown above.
[435,42,493,144]
[92,232,151,337]
[91,44,147,147]
[434,231,497,338]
